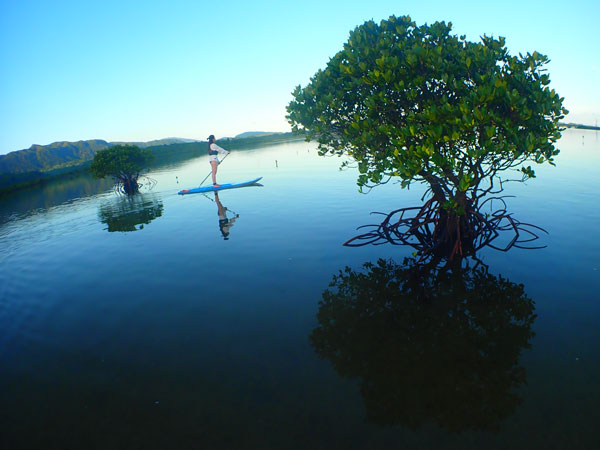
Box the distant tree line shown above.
[560,122,600,131]
[0,132,300,194]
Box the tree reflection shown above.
[310,257,536,432]
[98,193,163,232]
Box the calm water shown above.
[1,130,599,449]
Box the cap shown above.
[207,134,215,140]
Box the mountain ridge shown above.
[234,131,277,139]
[0,137,200,174]
[0,140,111,174]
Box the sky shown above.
[0,0,598,154]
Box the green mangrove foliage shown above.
[287,15,567,259]
[90,145,154,195]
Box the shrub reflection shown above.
[98,193,163,232]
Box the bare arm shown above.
[210,143,229,155]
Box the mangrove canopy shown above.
[90,145,154,195]
[287,15,567,260]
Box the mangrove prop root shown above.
[344,200,548,261]
[113,176,157,195]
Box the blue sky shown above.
[0,0,598,154]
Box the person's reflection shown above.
[214,192,238,240]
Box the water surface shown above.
[1,130,599,449]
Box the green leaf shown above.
[458,174,472,191]
[286,14,565,199]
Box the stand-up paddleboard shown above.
[178,177,262,195]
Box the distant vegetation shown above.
[234,131,278,139]
[560,122,600,131]
[0,132,300,194]
[109,137,199,148]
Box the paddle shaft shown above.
[200,193,239,216]
[199,153,229,187]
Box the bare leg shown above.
[215,192,225,216]
[211,160,220,186]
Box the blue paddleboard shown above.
[178,177,262,195]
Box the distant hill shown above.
[0,140,111,174]
[234,131,278,139]
[560,122,600,131]
[110,137,200,148]
[0,138,199,175]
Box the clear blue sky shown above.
[1,0,598,154]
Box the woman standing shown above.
[207,134,230,187]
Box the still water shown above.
[1,130,599,449]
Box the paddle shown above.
[200,193,239,217]
[198,153,229,187]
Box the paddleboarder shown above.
[207,135,230,187]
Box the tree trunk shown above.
[121,175,139,195]
[434,192,475,260]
